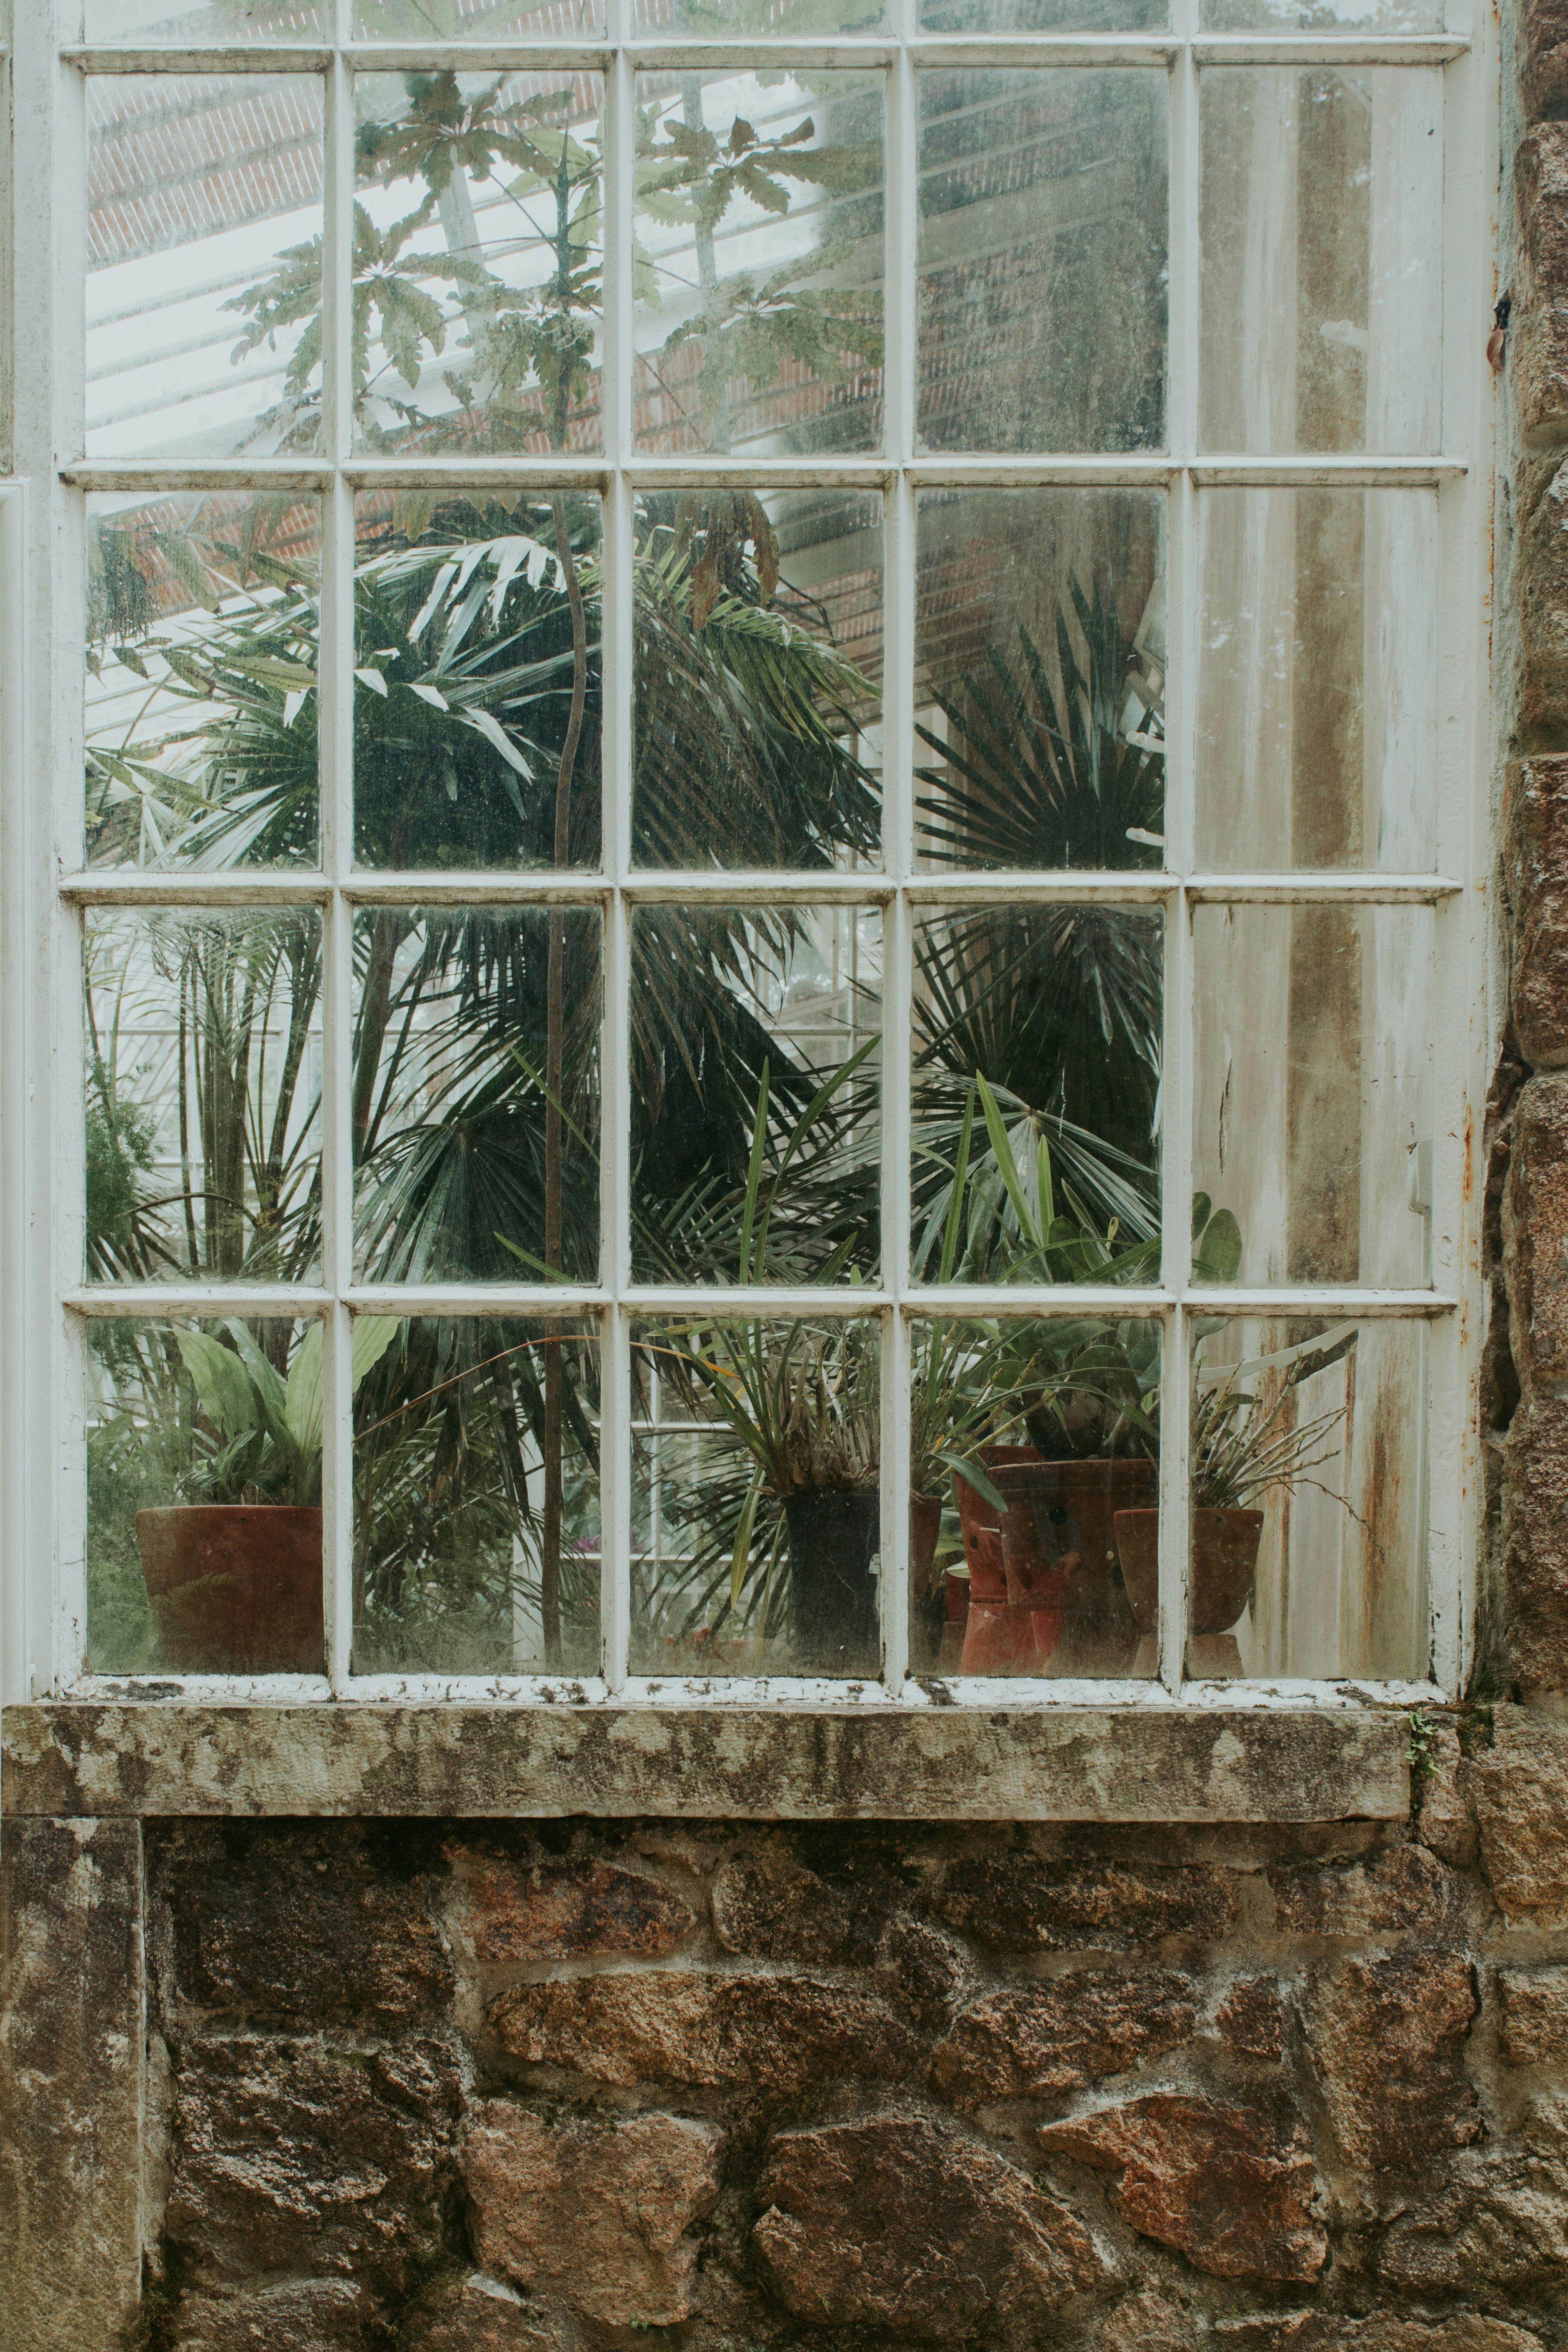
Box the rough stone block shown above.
[1499,1965,1568,2064]
[1496,1401,1568,1695]
[710,1835,894,1964]
[1267,1844,1460,1941]
[1038,2094,1326,2281]
[1517,459,1568,728]
[165,2035,460,2291]
[447,1851,693,1964]
[875,1912,976,2024]
[1214,1977,1287,2061]
[1504,765,1568,1068]
[1520,0,1568,116]
[1471,1709,1568,1919]
[931,1851,1241,1952]
[1304,1956,1480,2173]
[1100,2292,1203,2352]
[1217,2321,1546,2352]
[0,1816,145,2352]
[151,1821,451,2030]
[169,2279,374,2350]
[1379,2095,1568,2289]
[933,1969,1196,2105]
[403,2274,562,2351]
[754,2114,1105,2332]
[1517,133,1568,450]
[1414,1723,1479,1870]
[1502,1077,1568,1386]
[487,1967,922,2088]
[462,2105,722,2327]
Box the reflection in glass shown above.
[630,905,882,1285]
[631,1316,880,1676]
[353,73,604,455]
[88,0,325,33]
[1182,1317,1427,1681]
[85,493,322,872]
[353,906,601,1284]
[1192,903,1434,1287]
[353,492,601,871]
[911,906,1163,1286]
[917,72,1167,453]
[1197,489,1438,872]
[1200,69,1443,455]
[354,1317,600,1677]
[633,70,884,455]
[84,908,322,1285]
[86,77,325,459]
[915,488,1165,872]
[633,488,882,871]
[909,1318,1161,1679]
[86,1315,330,1676]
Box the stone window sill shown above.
[1,1700,1413,1822]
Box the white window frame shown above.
[0,0,1497,1717]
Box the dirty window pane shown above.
[1186,1316,1428,1682]
[633,70,885,456]
[630,905,882,1286]
[1197,488,1439,872]
[352,906,602,1286]
[631,1316,880,1677]
[354,1318,601,1678]
[1199,68,1443,455]
[915,487,1166,873]
[352,73,605,457]
[917,71,1168,455]
[84,907,324,1286]
[87,76,326,461]
[907,1319,1163,1683]
[357,0,603,34]
[1191,903,1435,1289]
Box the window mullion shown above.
[321,33,356,1694]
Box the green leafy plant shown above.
[1189,1327,1350,1513]
[173,1316,401,1507]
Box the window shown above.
[3,0,1489,1711]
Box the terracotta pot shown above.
[1112,1507,1266,1637]
[784,1490,879,1674]
[136,1506,325,1674]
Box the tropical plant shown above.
[1190,1326,1351,1514]
[170,1315,401,1508]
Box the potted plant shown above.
[1113,1332,1352,1639]
[136,1315,400,1673]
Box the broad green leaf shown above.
[174,1330,264,1444]
[1195,1207,1243,1283]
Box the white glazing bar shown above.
[600,0,634,1693]
[320,16,356,1696]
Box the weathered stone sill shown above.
[1,1701,1411,1821]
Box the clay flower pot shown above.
[136,1505,325,1674]
[1112,1506,1266,1637]
[784,1490,879,1674]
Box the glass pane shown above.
[917,72,1167,454]
[1199,69,1443,455]
[924,0,1164,27]
[1185,1315,1427,1680]
[86,1315,327,1677]
[911,906,1163,1283]
[915,487,1166,872]
[353,73,604,456]
[354,1316,601,1677]
[633,70,884,456]
[630,905,881,1285]
[909,1318,1161,1680]
[1197,489,1438,872]
[88,0,325,35]
[357,0,602,34]
[353,492,601,871]
[352,906,601,1284]
[635,0,884,29]
[1191,903,1434,1287]
[632,487,882,871]
[87,77,325,460]
[85,908,323,1285]
[631,1316,880,1676]
[1202,0,1438,35]
[86,493,322,872]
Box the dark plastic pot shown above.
[136,1505,325,1674]
[909,1494,947,1669]
[784,1490,879,1675]
[1113,1507,1265,1637]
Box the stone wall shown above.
[7,1708,1565,2350]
